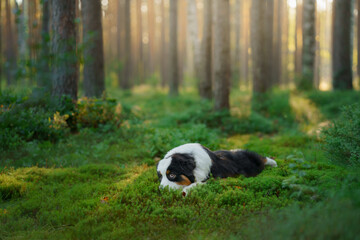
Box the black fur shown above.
[202,146,265,178]
[166,153,196,183]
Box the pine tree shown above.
[82,0,105,97]
[213,0,230,110]
[51,0,78,101]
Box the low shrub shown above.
[307,90,360,120]
[321,103,360,167]
[0,91,131,151]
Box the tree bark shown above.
[199,0,212,99]
[332,0,353,90]
[169,0,179,96]
[122,0,131,89]
[234,0,241,86]
[251,0,268,93]
[187,0,201,81]
[51,0,78,101]
[82,0,105,97]
[301,0,316,89]
[273,0,282,86]
[295,0,303,76]
[136,0,144,84]
[5,0,17,86]
[28,0,40,64]
[160,0,167,87]
[0,0,2,89]
[265,0,274,87]
[148,0,156,76]
[213,0,230,110]
[117,0,124,87]
[358,0,360,76]
[38,0,51,89]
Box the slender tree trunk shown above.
[251,0,268,94]
[161,0,167,87]
[0,0,2,90]
[243,0,250,88]
[273,0,282,86]
[332,0,353,89]
[122,0,131,89]
[178,1,186,86]
[169,0,179,96]
[117,0,123,87]
[358,0,360,76]
[295,0,303,76]
[187,0,201,81]
[199,0,212,99]
[234,0,241,87]
[161,0,168,87]
[5,0,16,86]
[265,0,274,88]
[213,0,230,110]
[148,0,155,76]
[38,0,51,89]
[51,0,78,101]
[136,0,143,84]
[301,0,316,90]
[16,1,27,66]
[28,0,39,64]
[82,0,105,97]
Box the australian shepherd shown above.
[157,143,277,196]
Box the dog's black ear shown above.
[171,153,196,173]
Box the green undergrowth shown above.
[0,153,350,239]
[306,90,360,120]
[1,87,360,239]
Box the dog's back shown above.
[208,149,266,178]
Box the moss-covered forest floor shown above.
[1,87,360,239]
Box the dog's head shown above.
[157,153,196,190]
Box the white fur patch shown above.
[157,157,182,190]
[164,143,212,183]
[265,157,277,167]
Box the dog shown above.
[157,143,277,196]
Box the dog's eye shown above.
[168,173,176,179]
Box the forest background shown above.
[0,0,360,239]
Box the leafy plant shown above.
[321,103,360,167]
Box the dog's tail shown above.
[264,157,277,167]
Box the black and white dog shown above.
[157,143,277,195]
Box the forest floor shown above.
[1,87,360,239]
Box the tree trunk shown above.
[187,0,201,81]
[0,0,2,90]
[160,0,167,87]
[117,0,123,87]
[169,0,179,96]
[199,0,212,99]
[38,0,51,89]
[213,0,230,110]
[148,0,156,76]
[295,0,303,76]
[273,0,282,86]
[15,1,27,66]
[265,0,274,87]
[251,0,268,93]
[301,0,316,90]
[28,0,40,64]
[233,0,241,87]
[51,0,78,101]
[5,0,16,86]
[136,0,143,84]
[82,0,105,97]
[122,0,131,89]
[332,0,353,90]
[358,0,360,77]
